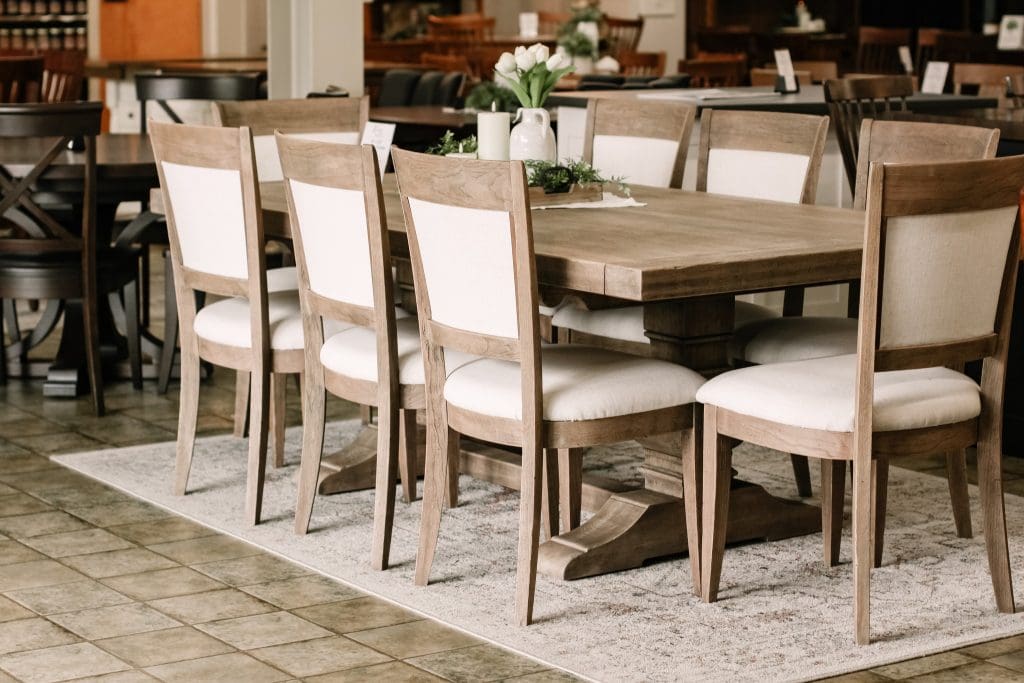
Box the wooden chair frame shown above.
[1008,73,1024,107]
[582,97,696,190]
[678,54,746,88]
[393,148,696,626]
[618,51,667,78]
[150,120,304,525]
[0,56,43,103]
[953,63,1024,107]
[693,155,1024,645]
[605,16,644,58]
[856,26,912,75]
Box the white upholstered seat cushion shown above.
[732,316,858,365]
[194,291,353,350]
[319,316,476,386]
[696,354,980,433]
[444,346,705,422]
[550,299,782,345]
[733,300,779,327]
[266,266,298,292]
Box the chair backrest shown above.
[618,51,666,78]
[605,16,644,58]
[376,69,422,107]
[0,102,100,257]
[537,11,570,35]
[582,98,695,189]
[855,156,1024,420]
[150,120,266,312]
[915,29,972,75]
[793,60,838,83]
[394,148,539,385]
[211,97,368,182]
[852,119,999,210]
[856,26,912,74]
[39,50,85,103]
[135,71,262,133]
[825,75,914,193]
[1008,73,1024,108]
[426,13,494,43]
[678,53,746,87]
[696,109,828,205]
[410,70,444,106]
[420,52,471,73]
[953,63,1024,106]
[750,67,812,87]
[0,56,43,103]
[277,134,398,389]
[434,72,465,106]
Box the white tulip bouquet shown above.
[495,43,575,109]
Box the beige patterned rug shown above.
[54,420,1024,682]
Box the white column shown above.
[267,0,364,100]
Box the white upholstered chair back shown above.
[864,156,1024,357]
[697,109,828,205]
[583,98,695,189]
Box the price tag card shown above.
[773,48,798,92]
[999,15,1024,50]
[519,12,539,38]
[921,61,949,94]
[898,45,914,74]
[361,121,397,179]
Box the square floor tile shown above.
[62,548,178,579]
[305,661,447,682]
[989,651,1024,674]
[899,662,1024,682]
[0,560,85,591]
[0,417,63,439]
[147,535,260,565]
[958,635,1024,659]
[23,529,135,559]
[148,589,276,624]
[108,518,216,546]
[0,642,130,683]
[31,485,132,511]
[502,670,583,682]
[347,620,479,659]
[249,636,390,677]
[68,502,172,528]
[873,651,974,679]
[5,580,132,615]
[0,468,92,494]
[101,567,224,601]
[195,611,332,650]
[0,540,43,566]
[239,575,362,610]
[95,625,234,668]
[143,652,290,683]
[192,554,310,587]
[8,432,104,456]
[0,494,52,517]
[49,603,181,640]
[406,644,548,682]
[0,617,78,655]
[295,597,420,634]
[0,596,33,622]
[66,672,157,682]
[0,511,90,539]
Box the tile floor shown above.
[3,305,1024,681]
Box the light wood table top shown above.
[258,176,865,303]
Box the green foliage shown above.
[525,158,630,196]
[426,130,478,156]
[464,82,519,113]
[500,62,576,109]
[557,31,596,58]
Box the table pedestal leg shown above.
[316,423,427,495]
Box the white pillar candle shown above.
[477,110,511,161]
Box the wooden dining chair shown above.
[0,102,141,415]
[678,53,747,88]
[825,75,914,194]
[1009,73,1024,108]
[420,52,471,75]
[393,148,705,626]
[749,67,812,88]
[426,13,494,45]
[277,134,469,566]
[604,16,644,58]
[39,50,85,103]
[730,118,1000,565]
[856,26,912,75]
[537,11,570,36]
[794,60,839,83]
[0,56,43,103]
[953,63,1024,107]
[618,51,666,78]
[150,120,305,525]
[692,153,1024,645]
[135,72,262,133]
[915,29,973,76]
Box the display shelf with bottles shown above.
[0,0,87,51]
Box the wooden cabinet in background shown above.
[100,0,201,60]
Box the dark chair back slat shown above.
[0,56,43,103]
[134,72,262,133]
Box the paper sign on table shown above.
[898,45,914,74]
[999,15,1024,50]
[774,48,798,92]
[361,121,396,179]
[519,12,539,38]
[921,61,949,94]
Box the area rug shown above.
[54,421,1024,682]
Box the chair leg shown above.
[557,448,582,533]
[871,458,889,569]
[515,441,544,626]
[541,449,559,540]
[245,365,270,525]
[852,458,873,645]
[414,424,455,587]
[821,459,845,567]
[82,294,105,417]
[124,280,142,390]
[269,373,286,468]
[0,298,6,385]
[977,429,1015,613]
[398,409,418,503]
[173,346,200,496]
[700,405,732,603]
[946,449,973,539]
[294,367,325,535]
[233,371,250,438]
[371,404,400,571]
[444,430,460,509]
[156,256,178,395]
[681,408,703,596]
[791,454,813,497]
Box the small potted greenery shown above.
[525,158,629,207]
